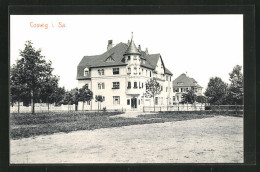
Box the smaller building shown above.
[172,73,203,103]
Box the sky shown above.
[10,15,243,91]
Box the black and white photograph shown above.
[10,14,244,164]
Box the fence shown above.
[143,104,244,115]
[10,104,127,114]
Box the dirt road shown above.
[10,116,243,163]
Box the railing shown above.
[143,104,244,114]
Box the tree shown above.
[78,84,93,111]
[39,76,59,113]
[10,64,30,113]
[95,95,105,112]
[144,78,162,112]
[204,77,228,105]
[196,95,207,104]
[181,89,197,104]
[227,65,243,105]
[10,40,55,114]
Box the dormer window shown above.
[134,55,137,60]
[128,56,130,60]
[106,56,115,62]
[84,68,89,76]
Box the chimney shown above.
[145,48,149,54]
[138,45,141,51]
[107,40,113,50]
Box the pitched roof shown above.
[173,73,202,88]
[77,42,173,79]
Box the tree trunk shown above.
[153,97,155,112]
[31,90,35,114]
[18,101,20,114]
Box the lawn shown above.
[10,111,213,139]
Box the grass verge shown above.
[10,111,216,140]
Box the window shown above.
[170,77,171,81]
[127,82,131,89]
[112,82,120,89]
[84,68,89,76]
[127,67,131,74]
[166,87,168,92]
[150,71,152,77]
[98,69,104,75]
[106,56,115,62]
[139,99,140,105]
[134,55,137,60]
[173,96,175,101]
[166,76,168,81]
[98,83,105,89]
[113,68,119,75]
[175,88,179,92]
[128,56,130,60]
[134,67,137,75]
[127,99,130,105]
[142,83,143,88]
[161,86,163,91]
[155,97,158,105]
[85,84,89,89]
[142,69,144,75]
[186,88,188,92]
[139,82,141,88]
[146,70,148,76]
[113,96,120,105]
[134,82,137,88]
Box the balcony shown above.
[126,87,144,95]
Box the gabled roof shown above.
[173,73,202,88]
[77,42,173,79]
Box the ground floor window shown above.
[113,96,120,105]
[173,96,175,101]
[127,99,130,105]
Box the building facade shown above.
[172,73,203,103]
[77,35,173,110]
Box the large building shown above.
[172,73,203,103]
[77,35,173,110]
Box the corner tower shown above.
[124,33,141,75]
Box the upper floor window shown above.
[112,82,120,89]
[133,55,137,60]
[166,87,168,92]
[166,76,168,81]
[98,82,105,89]
[98,69,104,75]
[113,68,119,75]
[170,77,171,81]
[127,82,131,89]
[128,56,130,60]
[134,82,137,89]
[134,67,137,75]
[127,67,131,74]
[150,71,152,77]
[84,68,89,76]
